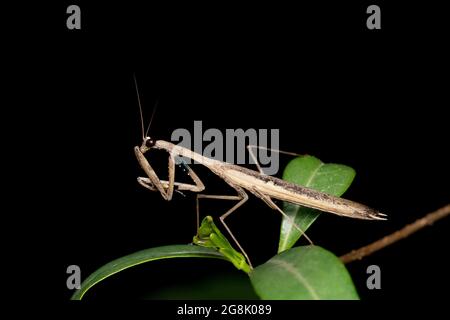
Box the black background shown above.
[20,1,449,306]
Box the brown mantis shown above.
[133,78,386,269]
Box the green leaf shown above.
[250,246,359,300]
[278,156,355,253]
[70,245,227,300]
[193,216,251,274]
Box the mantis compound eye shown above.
[145,138,155,148]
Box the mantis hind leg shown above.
[250,188,314,246]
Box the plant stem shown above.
[340,204,450,264]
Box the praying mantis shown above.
[133,77,386,269]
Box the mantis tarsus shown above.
[133,78,386,269]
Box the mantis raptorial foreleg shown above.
[135,147,173,200]
[138,177,204,192]
[135,147,205,200]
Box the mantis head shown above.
[140,136,156,153]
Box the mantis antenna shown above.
[133,73,145,141]
[133,72,158,139]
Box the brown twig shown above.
[340,204,450,264]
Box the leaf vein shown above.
[269,258,320,300]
